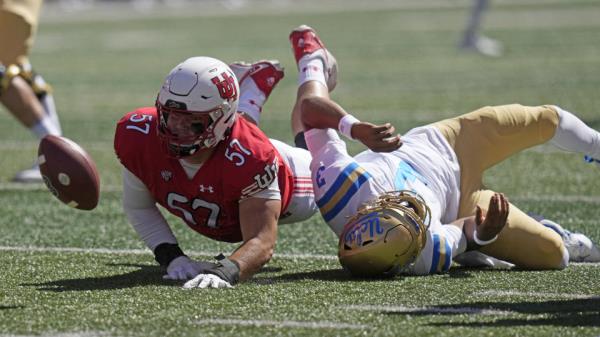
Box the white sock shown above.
[40,93,62,135]
[237,80,265,125]
[550,106,600,159]
[31,114,61,139]
[297,57,326,87]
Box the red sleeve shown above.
[221,118,290,207]
[114,107,159,174]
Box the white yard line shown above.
[1,245,599,266]
[343,304,511,315]
[0,245,338,261]
[195,318,366,330]
[475,290,600,300]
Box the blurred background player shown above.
[0,0,62,183]
[459,0,503,57]
[289,25,600,276]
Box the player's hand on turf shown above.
[475,193,509,241]
[352,122,402,152]
[183,274,233,289]
[163,256,217,280]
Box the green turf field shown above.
[1,1,599,336]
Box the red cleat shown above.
[229,60,284,99]
[289,25,337,91]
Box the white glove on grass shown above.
[183,273,233,289]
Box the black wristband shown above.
[153,243,185,267]
[205,254,240,285]
[294,132,308,150]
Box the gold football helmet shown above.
[338,190,431,277]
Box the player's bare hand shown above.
[352,122,402,152]
[475,193,509,241]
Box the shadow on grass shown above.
[20,263,171,292]
[382,298,600,328]
[21,263,285,292]
[266,265,483,283]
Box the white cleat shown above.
[541,219,600,263]
[12,164,43,183]
[289,25,338,92]
[460,35,504,58]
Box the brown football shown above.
[38,135,100,210]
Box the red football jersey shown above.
[114,107,293,243]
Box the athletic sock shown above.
[31,114,61,139]
[550,106,600,159]
[40,93,62,135]
[297,57,326,87]
[237,80,265,124]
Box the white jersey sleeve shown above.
[122,167,178,250]
[403,222,466,275]
[305,128,386,236]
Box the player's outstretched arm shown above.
[122,168,216,280]
[183,198,280,289]
[301,96,401,152]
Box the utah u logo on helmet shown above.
[211,72,238,101]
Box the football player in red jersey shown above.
[114,57,318,288]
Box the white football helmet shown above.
[156,56,239,157]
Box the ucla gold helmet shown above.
[338,190,431,277]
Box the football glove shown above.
[454,251,514,269]
[163,256,217,280]
[183,274,233,289]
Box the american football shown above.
[38,135,100,210]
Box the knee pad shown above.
[0,63,22,94]
[0,62,53,98]
[16,62,53,100]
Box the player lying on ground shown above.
[288,25,600,276]
[115,57,319,288]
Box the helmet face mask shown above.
[156,57,239,158]
[338,190,431,277]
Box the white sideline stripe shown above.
[1,183,600,203]
[476,290,600,300]
[343,305,510,316]
[195,318,366,330]
[0,245,338,261]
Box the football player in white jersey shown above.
[288,25,600,276]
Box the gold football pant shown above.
[0,3,40,65]
[433,104,566,269]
